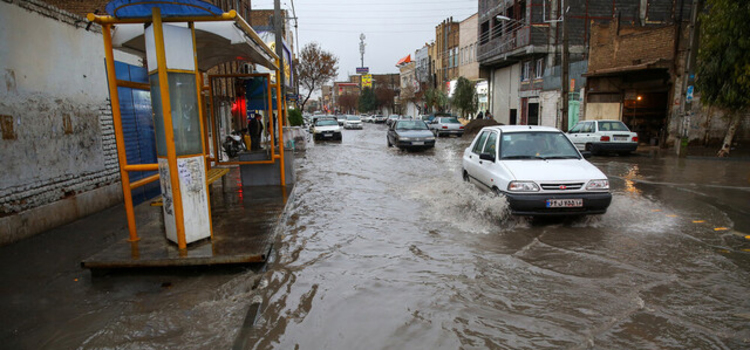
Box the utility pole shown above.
[359,33,366,68]
[560,2,569,131]
[290,0,300,108]
[677,0,701,156]
[274,0,285,117]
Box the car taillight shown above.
[632,136,638,142]
[459,126,464,129]
[442,126,448,129]
[600,136,610,142]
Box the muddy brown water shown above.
[2,123,749,349]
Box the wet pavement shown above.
[2,123,750,349]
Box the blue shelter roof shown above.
[105,0,224,19]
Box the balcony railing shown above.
[477,26,534,63]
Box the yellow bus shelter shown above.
[89,0,286,251]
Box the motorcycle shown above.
[222,130,246,158]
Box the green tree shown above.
[696,0,750,157]
[358,87,378,113]
[424,88,448,113]
[287,108,303,126]
[451,77,478,118]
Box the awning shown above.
[396,54,411,66]
[583,58,671,77]
[106,0,223,18]
[110,20,277,71]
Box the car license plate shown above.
[614,136,627,141]
[546,199,583,208]
[324,134,332,137]
[412,141,424,145]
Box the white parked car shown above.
[462,125,612,216]
[567,120,638,155]
[311,117,342,141]
[428,116,464,137]
[360,115,373,123]
[344,115,363,129]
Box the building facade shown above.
[435,17,460,93]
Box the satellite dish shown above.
[360,33,366,41]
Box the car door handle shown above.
[479,160,483,164]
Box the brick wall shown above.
[588,22,677,72]
[0,0,138,243]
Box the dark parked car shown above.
[387,120,436,150]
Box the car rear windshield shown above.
[440,117,460,124]
[598,121,629,131]
[500,131,580,160]
[395,121,428,130]
[347,116,360,121]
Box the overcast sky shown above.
[251,0,477,82]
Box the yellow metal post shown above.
[191,22,214,240]
[102,23,139,242]
[153,8,187,249]
[275,63,286,186]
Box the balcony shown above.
[478,25,547,65]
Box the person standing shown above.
[248,113,264,150]
[476,110,484,120]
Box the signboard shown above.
[686,85,694,103]
[361,74,372,88]
[356,67,369,74]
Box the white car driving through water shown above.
[462,125,612,216]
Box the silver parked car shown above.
[428,116,464,137]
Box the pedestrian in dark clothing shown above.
[248,113,264,150]
[476,110,484,120]
[485,110,492,119]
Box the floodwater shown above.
[240,124,750,349]
[2,123,749,349]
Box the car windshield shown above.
[316,120,338,126]
[499,131,580,159]
[347,116,360,121]
[599,121,630,131]
[395,121,428,130]
[439,117,460,124]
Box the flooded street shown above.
[2,124,750,350]
[244,124,750,349]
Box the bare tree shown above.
[297,42,339,112]
[338,93,358,114]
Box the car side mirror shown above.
[581,151,592,159]
[479,153,495,162]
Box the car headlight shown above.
[508,181,540,192]
[400,137,411,141]
[586,179,609,190]
[426,137,435,141]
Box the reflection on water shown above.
[240,125,750,349]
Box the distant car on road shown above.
[312,117,342,141]
[360,115,373,123]
[428,116,465,137]
[463,125,611,216]
[387,120,435,150]
[336,115,347,126]
[373,115,387,123]
[567,120,638,156]
[344,115,363,129]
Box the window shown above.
[472,131,490,154]
[480,21,490,44]
[535,59,544,79]
[522,61,531,81]
[482,131,498,156]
